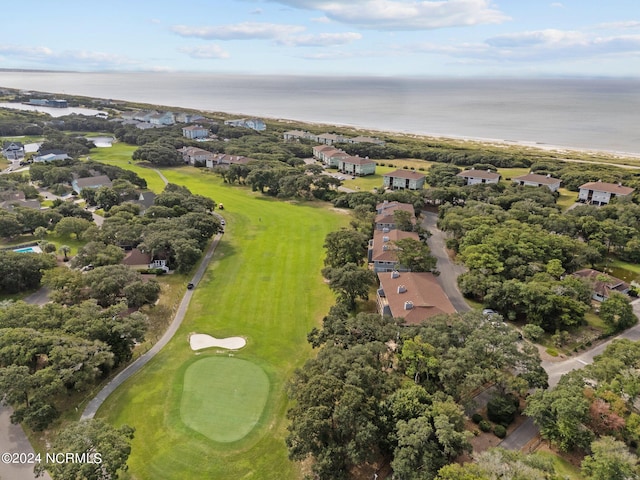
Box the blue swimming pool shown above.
[13,246,42,253]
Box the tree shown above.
[323,229,369,268]
[54,216,93,238]
[600,292,637,332]
[393,209,414,231]
[59,245,71,261]
[71,241,125,268]
[394,238,437,272]
[322,263,376,309]
[36,419,135,480]
[0,251,56,293]
[0,214,24,238]
[581,436,639,480]
[95,186,120,211]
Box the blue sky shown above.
[1,0,639,76]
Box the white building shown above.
[457,168,501,185]
[578,181,635,205]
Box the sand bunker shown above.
[189,334,246,351]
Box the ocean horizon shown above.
[0,71,639,155]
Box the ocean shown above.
[0,71,638,155]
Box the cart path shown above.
[81,231,222,419]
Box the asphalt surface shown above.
[0,406,52,480]
[499,298,640,450]
[422,211,471,312]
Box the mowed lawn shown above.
[88,143,167,193]
[98,166,349,480]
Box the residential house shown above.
[376,271,456,325]
[573,268,630,302]
[2,142,25,160]
[283,130,315,141]
[316,133,347,145]
[338,156,376,176]
[0,191,40,211]
[121,248,152,270]
[72,175,112,193]
[368,229,420,272]
[130,191,156,214]
[383,169,426,190]
[346,136,385,145]
[182,125,210,139]
[33,150,70,163]
[578,181,635,206]
[374,202,415,231]
[224,118,266,131]
[313,146,351,168]
[512,173,562,192]
[206,154,253,168]
[457,168,501,185]
[179,146,215,165]
[149,112,175,126]
[28,98,67,108]
[175,112,204,123]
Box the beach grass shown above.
[98,168,348,480]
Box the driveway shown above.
[422,211,470,312]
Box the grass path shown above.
[97,166,348,479]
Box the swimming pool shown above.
[13,246,42,253]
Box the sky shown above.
[1,0,639,77]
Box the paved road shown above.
[81,232,222,419]
[422,211,470,312]
[499,298,640,450]
[0,405,52,480]
[22,287,50,306]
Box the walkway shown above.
[82,231,222,419]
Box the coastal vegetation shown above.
[2,90,640,478]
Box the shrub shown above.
[522,324,545,342]
[471,413,483,424]
[487,393,518,426]
[493,424,507,439]
[479,420,491,432]
[546,347,559,357]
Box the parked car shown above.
[187,283,194,290]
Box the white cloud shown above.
[269,0,510,30]
[179,44,230,59]
[278,32,362,46]
[550,2,564,8]
[171,22,304,40]
[300,50,354,59]
[311,16,331,23]
[0,44,135,68]
[594,20,640,30]
[412,29,640,63]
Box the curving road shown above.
[500,298,640,451]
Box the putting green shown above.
[180,357,270,443]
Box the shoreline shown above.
[1,90,639,161]
[263,113,640,160]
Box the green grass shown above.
[98,167,349,480]
[536,451,584,479]
[556,188,579,210]
[180,357,270,443]
[497,167,531,185]
[610,259,640,275]
[86,143,167,193]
